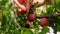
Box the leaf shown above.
[38,32,45,34]
[3,10,10,17]
[55,0,60,10]
[1,14,7,31]
[1,0,8,6]
[41,26,49,33]
[15,30,20,34]
[33,19,40,30]
[23,29,34,34]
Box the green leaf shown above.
[3,10,10,17]
[41,26,49,33]
[55,0,60,10]
[23,29,34,34]
[33,19,39,30]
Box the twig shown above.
[36,13,60,18]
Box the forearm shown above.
[32,0,53,7]
[14,0,26,11]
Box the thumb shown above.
[20,5,27,11]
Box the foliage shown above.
[0,0,60,34]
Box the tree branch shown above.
[36,13,60,18]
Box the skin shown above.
[32,0,45,6]
[13,0,53,15]
[13,0,30,11]
[33,0,53,7]
[13,0,53,11]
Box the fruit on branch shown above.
[27,13,35,22]
[40,18,49,27]
[25,23,31,28]
[16,8,27,15]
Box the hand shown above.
[14,0,26,11]
[32,0,45,6]
[20,5,26,11]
